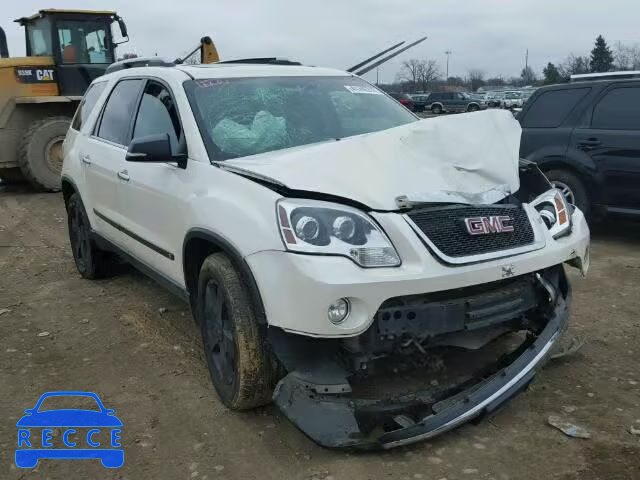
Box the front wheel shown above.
[467,104,480,112]
[197,253,278,410]
[544,169,590,217]
[19,116,71,192]
[431,104,443,114]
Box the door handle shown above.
[578,138,601,150]
[117,169,130,181]
[81,154,92,165]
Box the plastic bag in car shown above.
[211,110,289,157]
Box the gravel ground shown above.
[0,187,639,479]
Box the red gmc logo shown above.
[464,216,514,235]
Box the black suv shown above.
[519,74,640,217]
[425,92,485,114]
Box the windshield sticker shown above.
[344,85,382,95]
[195,79,231,88]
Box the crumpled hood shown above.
[221,110,522,210]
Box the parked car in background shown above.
[409,93,430,112]
[485,91,505,108]
[503,91,524,109]
[388,92,415,111]
[519,71,640,218]
[425,91,486,114]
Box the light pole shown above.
[445,50,452,81]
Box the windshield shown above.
[184,76,417,161]
[505,92,521,99]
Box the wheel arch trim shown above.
[182,228,267,324]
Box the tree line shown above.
[388,34,630,93]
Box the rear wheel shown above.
[19,116,71,192]
[0,167,26,184]
[67,193,113,279]
[544,169,590,216]
[431,104,443,114]
[197,253,278,410]
[467,104,480,112]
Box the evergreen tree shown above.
[543,62,562,84]
[590,35,614,72]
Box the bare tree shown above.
[558,53,590,80]
[417,60,440,92]
[614,42,640,70]
[466,68,486,91]
[520,66,537,85]
[399,59,422,91]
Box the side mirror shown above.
[105,409,115,415]
[24,409,33,415]
[126,133,187,169]
[113,16,129,45]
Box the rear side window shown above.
[97,79,144,145]
[71,82,107,131]
[591,87,640,130]
[521,88,590,128]
[132,81,182,150]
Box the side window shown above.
[97,79,144,145]
[521,88,590,128]
[591,87,640,130]
[71,82,107,131]
[132,81,182,149]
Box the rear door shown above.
[84,78,144,246]
[519,87,592,162]
[451,92,467,112]
[570,84,640,211]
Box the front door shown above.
[570,84,640,211]
[117,79,188,281]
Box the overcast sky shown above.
[3,1,638,83]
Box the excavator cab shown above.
[16,9,128,95]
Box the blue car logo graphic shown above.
[16,391,123,468]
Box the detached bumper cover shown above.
[273,283,570,450]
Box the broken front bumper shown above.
[273,278,571,450]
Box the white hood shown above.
[221,110,522,211]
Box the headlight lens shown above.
[277,199,401,267]
[532,189,572,238]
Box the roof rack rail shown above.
[105,57,175,75]
[218,57,302,66]
[570,70,640,82]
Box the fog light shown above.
[328,298,350,324]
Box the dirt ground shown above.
[1,187,639,480]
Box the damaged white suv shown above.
[62,60,590,450]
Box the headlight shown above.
[532,189,572,238]
[277,199,401,268]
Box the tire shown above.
[0,167,26,184]
[431,104,443,114]
[544,169,590,217]
[467,104,480,112]
[18,116,71,192]
[197,253,278,410]
[67,193,113,279]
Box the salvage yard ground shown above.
[0,188,639,479]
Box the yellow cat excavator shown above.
[0,9,130,189]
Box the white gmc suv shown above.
[61,59,590,450]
